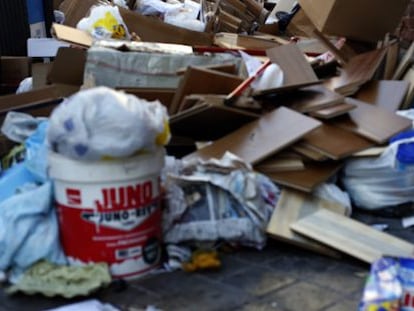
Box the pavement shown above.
[0,207,412,311]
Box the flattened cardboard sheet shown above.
[183,107,321,164]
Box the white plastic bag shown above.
[77,6,130,40]
[342,136,414,209]
[47,87,170,161]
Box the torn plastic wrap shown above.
[163,152,280,249]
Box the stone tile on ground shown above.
[322,299,361,311]
[263,281,343,311]
[235,299,289,311]
[232,240,286,265]
[220,265,296,297]
[133,271,250,311]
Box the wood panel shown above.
[309,102,356,119]
[267,189,345,256]
[255,156,305,172]
[354,80,409,112]
[263,161,343,192]
[183,107,321,164]
[392,41,414,80]
[291,209,414,264]
[170,66,244,114]
[332,98,412,144]
[301,124,373,160]
[291,143,329,161]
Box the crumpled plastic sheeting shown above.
[47,87,170,161]
[0,182,67,283]
[1,111,47,143]
[6,261,111,298]
[163,153,280,249]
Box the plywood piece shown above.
[354,80,409,112]
[392,41,414,80]
[325,48,387,96]
[255,156,305,172]
[266,43,319,86]
[309,102,356,119]
[291,143,329,161]
[383,41,399,80]
[183,107,321,165]
[402,66,414,110]
[267,189,345,256]
[333,98,412,144]
[291,209,414,264]
[170,97,259,141]
[301,124,373,160]
[264,161,343,192]
[351,146,387,157]
[170,66,243,114]
[52,23,93,47]
[268,85,345,113]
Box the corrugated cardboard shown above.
[298,0,410,42]
[0,57,31,94]
[47,47,86,86]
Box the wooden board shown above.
[301,124,373,160]
[255,156,305,172]
[291,143,329,161]
[252,43,320,97]
[402,66,414,110]
[170,66,244,115]
[354,80,409,112]
[309,102,356,119]
[383,41,399,80]
[351,146,387,157]
[291,209,414,264]
[324,48,387,96]
[261,85,344,113]
[332,98,412,144]
[263,161,343,192]
[392,41,414,80]
[170,98,259,141]
[183,107,321,164]
[267,189,346,256]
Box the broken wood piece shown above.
[354,80,409,112]
[300,124,374,160]
[332,97,412,144]
[309,101,356,119]
[266,188,346,257]
[383,41,399,80]
[401,66,414,110]
[351,146,387,157]
[255,156,305,172]
[264,161,343,192]
[290,209,414,264]
[291,143,329,162]
[183,106,321,165]
[392,41,414,80]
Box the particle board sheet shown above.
[183,107,321,165]
[264,161,343,192]
[170,66,244,114]
[266,189,346,256]
[309,102,356,119]
[170,101,259,141]
[354,80,409,112]
[291,209,414,264]
[301,124,373,160]
[324,48,387,96]
[291,143,329,162]
[332,98,412,144]
[252,44,320,97]
[254,156,305,173]
[285,85,345,113]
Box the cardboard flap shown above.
[52,23,93,48]
[48,47,87,86]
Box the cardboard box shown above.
[298,0,410,42]
[0,57,31,94]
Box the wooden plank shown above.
[401,66,414,110]
[268,85,345,113]
[354,80,409,112]
[263,161,343,192]
[291,209,414,264]
[392,41,414,80]
[255,156,305,172]
[332,98,412,144]
[170,97,259,141]
[324,48,387,96]
[383,41,399,79]
[309,102,356,119]
[301,124,373,160]
[183,107,321,164]
[170,66,244,115]
[351,146,387,157]
[291,143,329,161]
[267,189,346,256]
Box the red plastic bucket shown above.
[48,148,164,280]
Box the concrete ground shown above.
[0,208,412,311]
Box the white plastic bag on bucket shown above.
[342,136,414,210]
[47,87,170,161]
